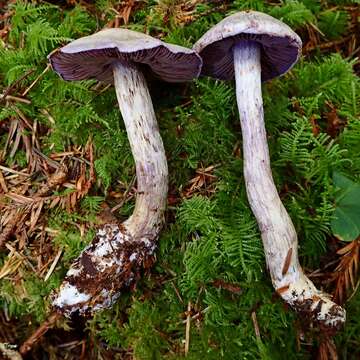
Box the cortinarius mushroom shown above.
[49,29,202,316]
[194,11,345,330]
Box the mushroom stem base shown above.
[52,62,168,316]
[233,40,345,331]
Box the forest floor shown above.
[0,1,360,359]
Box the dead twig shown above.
[44,248,63,281]
[0,69,34,104]
[184,301,191,355]
[111,175,136,213]
[251,311,261,340]
[212,279,242,294]
[19,312,61,355]
[0,95,31,104]
[21,64,50,97]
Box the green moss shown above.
[1,0,359,358]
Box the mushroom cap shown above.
[49,28,202,83]
[193,11,302,81]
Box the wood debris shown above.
[19,313,61,355]
[182,163,219,198]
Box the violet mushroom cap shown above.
[193,11,345,331]
[49,29,201,316]
[49,28,202,83]
[193,10,301,81]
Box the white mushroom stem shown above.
[233,41,345,330]
[52,62,168,316]
[114,61,168,238]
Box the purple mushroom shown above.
[49,28,202,316]
[194,11,345,330]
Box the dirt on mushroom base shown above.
[52,223,157,316]
[291,297,345,336]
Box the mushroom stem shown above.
[233,40,345,330]
[52,62,168,316]
[113,61,168,238]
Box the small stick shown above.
[251,311,261,340]
[80,340,86,360]
[184,301,191,355]
[4,243,37,273]
[13,107,33,130]
[39,108,55,124]
[19,312,60,355]
[171,281,184,304]
[305,36,352,53]
[0,250,22,279]
[22,64,50,97]
[111,175,136,213]
[0,169,8,193]
[0,68,34,103]
[0,95,31,104]
[49,151,79,159]
[44,248,63,281]
[0,165,30,177]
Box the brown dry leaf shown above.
[336,241,355,255]
[4,118,18,158]
[212,279,242,294]
[118,0,136,25]
[22,131,33,165]
[29,201,43,232]
[49,196,61,209]
[325,102,346,138]
[1,137,95,254]
[6,193,34,204]
[0,250,23,279]
[309,115,320,136]
[37,165,68,197]
[9,121,22,158]
[317,338,338,360]
[155,0,220,26]
[182,163,219,198]
[0,169,8,193]
[70,191,78,210]
[332,239,360,304]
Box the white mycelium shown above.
[54,222,158,316]
[53,283,90,308]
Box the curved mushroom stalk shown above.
[115,62,168,238]
[52,62,168,316]
[49,27,201,316]
[234,41,345,330]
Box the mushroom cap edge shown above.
[193,11,302,81]
[49,28,202,83]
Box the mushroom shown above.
[193,11,345,330]
[49,29,202,316]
